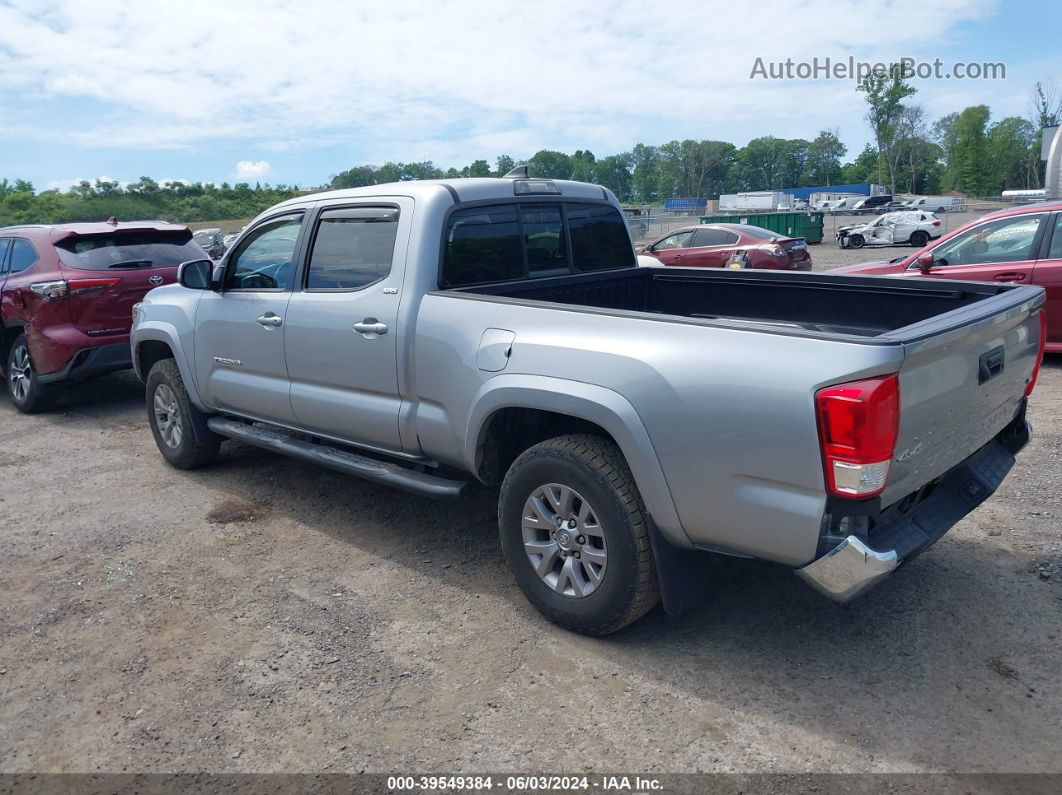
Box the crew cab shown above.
[1,220,204,411]
[131,171,1045,635]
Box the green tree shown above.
[570,150,596,183]
[857,63,917,191]
[807,129,847,185]
[947,105,992,194]
[527,150,572,179]
[494,155,516,176]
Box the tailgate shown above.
[881,286,1044,506]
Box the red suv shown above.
[0,220,204,412]
[833,201,1062,353]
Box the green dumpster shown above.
[699,211,824,244]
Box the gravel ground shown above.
[1,356,1060,775]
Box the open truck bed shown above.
[451,266,1028,343]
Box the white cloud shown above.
[0,0,1023,166]
[235,160,271,179]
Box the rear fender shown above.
[466,374,691,549]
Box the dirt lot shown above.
[1,353,1060,775]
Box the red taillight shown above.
[932,220,941,227]
[67,277,122,293]
[816,375,900,498]
[1025,310,1047,397]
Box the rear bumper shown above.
[797,410,1030,602]
[37,342,132,385]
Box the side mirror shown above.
[177,259,214,290]
[917,253,934,274]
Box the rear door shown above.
[54,229,201,337]
[193,211,307,423]
[1033,212,1062,349]
[684,227,739,267]
[907,212,1048,285]
[283,200,410,451]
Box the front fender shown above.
[465,374,691,549]
[132,321,206,411]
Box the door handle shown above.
[353,318,388,336]
[256,313,283,328]
[993,272,1026,282]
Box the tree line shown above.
[3,77,1059,227]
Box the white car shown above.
[836,211,942,249]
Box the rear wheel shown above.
[498,435,659,635]
[909,230,929,247]
[6,334,55,413]
[847,234,865,249]
[146,358,220,469]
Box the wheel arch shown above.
[466,374,690,548]
[133,322,206,410]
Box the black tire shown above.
[498,434,659,635]
[6,334,56,413]
[848,234,865,249]
[145,358,221,469]
[909,231,929,248]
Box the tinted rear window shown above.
[56,230,203,271]
[736,225,779,241]
[567,204,634,272]
[443,205,524,287]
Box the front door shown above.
[649,230,694,266]
[193,211,307,423]
[283,200,410,452]
[906,212,1048,286]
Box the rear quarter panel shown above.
[413,295,903,565]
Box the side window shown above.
[653,231,694,251]
[0,238,10,274]
[225,214,303,290]
[1048,214,1062,260]
[8,239,39,273]
[442,205,523,287]
[929,215,1044,268]
[521,205,569,276]
[306,207,399,290]
[567,204,634,271]
[693,228,739,246]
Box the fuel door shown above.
[477,328,516,372]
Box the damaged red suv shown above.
[0,220,205,412]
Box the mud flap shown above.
[647,517,712,615]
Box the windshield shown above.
[56,230,203,271]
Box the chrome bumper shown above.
[795,535,898,602]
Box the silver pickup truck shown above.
[131,171,1046,635]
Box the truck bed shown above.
[451,266,1026,342]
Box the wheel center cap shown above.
[557,530,576,550]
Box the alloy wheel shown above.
[521,483,608,598]
[9,344,32,403]
[153,383,183,448]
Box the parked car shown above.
[903,196,966,213]
[0,220,205,411]
[635,224,812,270]
[193,228,226,260]
[222,232,240,251]
[847,195,894,215]
[833,200,1061,353]
[836,211,943,248]
[131,174,1043,635]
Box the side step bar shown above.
[206,417,467,501]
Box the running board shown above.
[206,417,467,501]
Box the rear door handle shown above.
[993,272,1026,282]
[256,313,283,328]
[353,319,388,336]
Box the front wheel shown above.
[847,234,865,249]
[146,358,220,469]
[498,435,659,635]
[6,334,55,413]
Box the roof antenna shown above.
[503,165,529,179]
[106,216,118,225]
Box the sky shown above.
[0,0,1060,191]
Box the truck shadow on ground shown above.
[197,432,1060,768]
